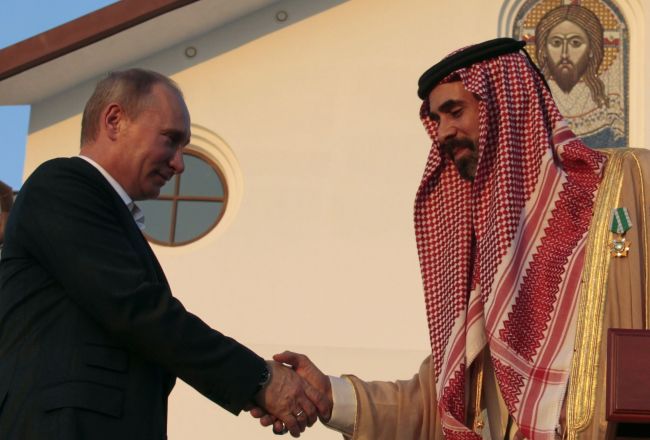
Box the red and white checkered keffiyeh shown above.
[414,51,606,439]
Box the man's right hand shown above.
[253,360,328,437]
[273,351,333,422]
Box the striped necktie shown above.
[128,202,145,230]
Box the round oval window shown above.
[139,149,227,246]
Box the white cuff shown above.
[325,375,357,435]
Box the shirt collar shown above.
[78,155,145,230]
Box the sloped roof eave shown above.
[0,0,282,105]
[0,0,198,82]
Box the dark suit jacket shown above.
[0,157,266,439]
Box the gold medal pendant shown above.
[609,235,630,258]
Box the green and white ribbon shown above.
[610,207,632,234]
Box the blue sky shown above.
[1,0,116,189]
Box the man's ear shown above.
[103,103,125,141]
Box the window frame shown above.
[143,148,229,247]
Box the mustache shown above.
[441,138,477,157]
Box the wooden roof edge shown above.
[0,0,199,82]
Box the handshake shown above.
[249,351,332,437]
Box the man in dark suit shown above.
[0,69,329,439]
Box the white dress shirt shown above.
[78,155,145,230]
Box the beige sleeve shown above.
[343,355,444,440]
[567,148,650,439]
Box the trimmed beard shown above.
[442,138,478,181]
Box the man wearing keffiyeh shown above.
[253,38,650,439]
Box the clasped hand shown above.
[250,352,332,437]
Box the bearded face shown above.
[545,20,591,93]
[427,82,481,182]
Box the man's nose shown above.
[438,120,457,144]
[170,148,185,174]
[561,40,569,59]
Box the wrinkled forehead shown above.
[427,77,471,109]
[421,72,481,120]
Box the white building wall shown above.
[21,0,646,438]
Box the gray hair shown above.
[80,68,183,145]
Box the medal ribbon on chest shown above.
[609,207,632,257]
